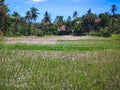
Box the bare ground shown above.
[4,36,94,44]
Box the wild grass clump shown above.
[0,31,4,44]
[0,49,120,90]
[111,34,120,40]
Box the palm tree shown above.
[67,16,72,27]
[57,16,64,26]
[25,10,32,35]
[54,16,59,24]
[42,11,51,24]
[54,16,64,26]
[111,4,117,16]
[87,8,91,15]
[73,11,78,19]
[0,0,9,35]
[12,11,20,22]
[0,0,4,6]
[82,9,96,33]
[67,16,72,22]
[25,10,31,23]
[30,7,39,23]
[66,16,73,35]
[12,11,20,34]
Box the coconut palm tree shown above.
[0,0,4,6]
[66,16,72,30]
[82,9,96,33]
[67,16,72,22]
[87,8,91,15]
[30,7,39,23]
[0,0,9,35]
[12,11,20,22]
[54,16,64,26]
[42,11,51,24]
[25,10,32,35]
[54,16,59,24]
[12,11,20,34]
[73,11,78,19]
[111,4,117,16]
[25,10,31,23]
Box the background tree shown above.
[30,7,39,23]
[42,11,51,24]
[30,7,39,35]
[41,11,52,35]
[12,11,20,35]
[54,16,64,26]
[66,16,72,29]
[110,4,118,33]
[73,11,78,19]
[72,17,83,35]
[25,11,32,35]
[12,11,20,22]
[25,11,31,23]
[99,13,111,28]
[111,4,117,16]
[0,2,119,37]
[82,9,96,33]
[64,16,72,35]
[0,0,9,35]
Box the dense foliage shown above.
[0,0,120,37]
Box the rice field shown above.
[0,35,120,90]
[0,50,120,90]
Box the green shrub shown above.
[0,30,3,37]
[101,27,111,37]
[89,31,101,36]
[36,29,44,36]
[92,27,112,37]
[111,34,120,40]
[113,26,120,34]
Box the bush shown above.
[113,26,120,34]
[89,31,101,36]
[100,27,112,37]
[0,30,4,37]
[33,29,44,36]
[91,27,111,37]
[6,29,15,36]
[111,34,120,40]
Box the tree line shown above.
[0,0,120,37]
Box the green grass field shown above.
[0,35,120,90]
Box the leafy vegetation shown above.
[0,0,120,37]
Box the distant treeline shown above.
[0,0,120,37]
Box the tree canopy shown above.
[0,0,120,37]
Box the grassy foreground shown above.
[0,50,120,90]
[0,35,120,89]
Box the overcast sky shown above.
[5,0,120,22]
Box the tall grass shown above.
[0,49,120,90]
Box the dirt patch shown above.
[5,36,93,44]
